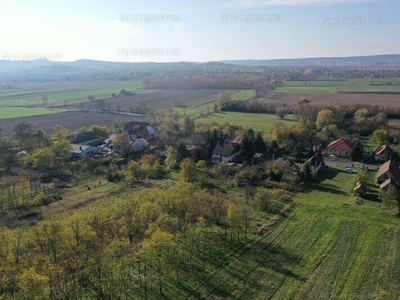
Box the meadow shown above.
[187,167,400,299]
[195,112,297,131]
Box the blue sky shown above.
[0,0,398,62]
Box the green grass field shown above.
[0,107,67,120]
[195,112,297,131]
[191,167,400,299]
[0,81,143,107]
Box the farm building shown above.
[376,160,400,184]
[228,134,243,146]
[325,138,355,158]
[379,177,399,192]
[373,144,393,162]
[123,121,155,137]
[114,134,149,154]
[71,144,99,158]
[212,143,241,163]
[131,138,149,153]
[353,181,367,197]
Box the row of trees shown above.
[142,75,271,91]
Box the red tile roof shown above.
[374,144,393,156]
[212,143,239,156]
[377,160,400,179]
[326,138,354,152]
[380,177,398,190]
[123,121,150,132]
[229,134,243,145]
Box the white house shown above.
[211,143,241,163]
[71,144,99,158]
[131,138,149,152]
[123,121,155,136]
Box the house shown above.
[71,144,99,158]
[123,121,155,137]
[373,144,393,162]
[325,138,355,158]
[353,181,367,197]
[114,134,149,154]
[131,138,149,152]
[211,143,241,163]
[379,177,399,192]
[376,160,400,184]
[228,134,243,146]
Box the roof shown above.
[353,181,367,192]
[377,160,400,179]
[212,143,238,157]
[71,144,95,154]
[380,177,399,190]
[374,144,393,156]
[72,131,97,143]
[326,138,355,152]
[229,134,243,145]
[123,121,150,132]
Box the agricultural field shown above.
[0,81,143,107]
[268,79,400,107]
[188,167,400,299]
[175,90,254,117]
[0,88,248,136]
[263,91,400,107]
[0,111,120,136]
[109,89,242,112]
[195,112,297,131]
[0,107,67,120]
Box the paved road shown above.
[323,157,379,171]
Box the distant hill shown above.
[0,54,399,83]
[221,54,400,67]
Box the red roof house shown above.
[326,138,355,158]
[229,134,243,146]
[373,144,393,162]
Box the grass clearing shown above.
[195,112,297,131]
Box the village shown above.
[60,118,400,202]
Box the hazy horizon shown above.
[1,0,398,63]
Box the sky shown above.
[0,0,398,62]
